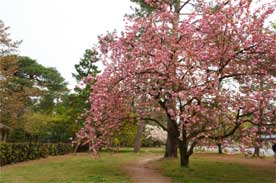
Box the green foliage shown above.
[7,110,75,143]
[0,55,74,143]
[72,48,100,113]
[65,48,101,133]
[0,55,34,127]
[130,0,181,16]
[130,0,156,16]
[0,20,21,55]
[0,142,72,166]
[49,94,85,141]
[8,128,26,141]
[112,121,137,147]
[15,57,68,113]
[72,48,100,82]
[0,21,75,144]
[16,56,67,92]
[271,21,276,30]
[45,113,74,143]
[20,111,70,142]
[22,112,52,136]
[0,56,68,129]
[47,143,73,156]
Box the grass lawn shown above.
[151,153,276,183]
[0,148,146,183]
[1,148,275,183]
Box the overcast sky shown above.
[0,0,134,89]
[0,0,275,90]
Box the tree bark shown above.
[165,133,178,158]
[217,143,223,154]
[133,121,144,153]
[164,117,178,158]
[178,140,190,167]
[178,126,194,168]
[253,146,260,157]
[253,124,261,157]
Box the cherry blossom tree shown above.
[78,0,276,167]
[238,76,276,157]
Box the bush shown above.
[75,144,89,152]
[0,142,72,166]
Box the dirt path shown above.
[124,155,171,183]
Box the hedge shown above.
[0,142,72,166]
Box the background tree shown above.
[71,48,100,121]
[112,120,137,148]
[1,20,85,143]
[0,20,20,55]
[16,56,68,112]
[0,20,21,128]
[1,38,69,141]
[73,48,100,82]
[67,48,101,150]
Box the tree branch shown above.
[178,0,191,13]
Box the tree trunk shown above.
[165,134,178,158]
[253,123,262,157]
[217,143,223,154]
[164,115,178,158]
[133,121,144,153]
[180,152,189,167]
[253,146,260,157]
[178,140,190,168]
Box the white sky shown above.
[0,0,275,90]
[0,0,134,89]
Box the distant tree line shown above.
[0,20,96,143]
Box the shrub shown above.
[0,142,72,166]
[75,144,89,152]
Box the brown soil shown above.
[124,154,171,183]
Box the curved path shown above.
[124,155,171,183]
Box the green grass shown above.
[0,147,163,183]
[151,154,276,183]
[1,148,274,183]
[1,151,130,183]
